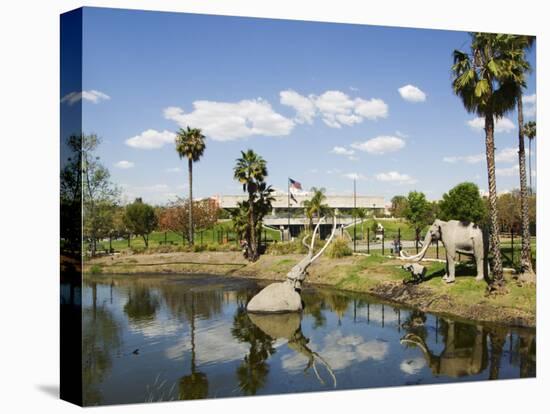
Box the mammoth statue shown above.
[400,219,488,283]
[247,216,338,313]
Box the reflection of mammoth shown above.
[248,313,336,387]
[401,320,488,378]
[400,219,488,283]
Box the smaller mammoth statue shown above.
[402,263,427,283]
[400,219,488,283]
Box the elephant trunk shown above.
[400,230,432,261]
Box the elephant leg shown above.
[472,238,485,281]
[444,250,456,283]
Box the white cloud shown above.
[351,136,405,155]
[114,160,134,169]
[444,147,530,165]
[125,129,176,149]
[395,130,408,138]
[496,165,519,177]
[400,357,426,375]
[523,94,536,118]
[375,171,417,184]
[398,84,427,102]
[523,94,536,104]
[61,89,110,105]
[280,90,388,128]
[282,331,389,372]
[280,90,316,124]
[331,146,355,156]
[443,154,484,164]
[164,99,294,141]
[467,117,515,133]
[164,167,181,173]
[342,172,367,181]
[495,147,518,163]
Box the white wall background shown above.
[0,1,547,413]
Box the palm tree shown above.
[524,121,536,194]
[303,187,329,230]
[233,150,268,261]
[509,36,535,276]
[452,33,523,291]
[175,127,206,245]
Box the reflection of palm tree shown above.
[518,332,536,378]
[179,296,209,400]
[488,328,506,380]
[231,308,276,395]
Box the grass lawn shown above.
[346,218,426,240]
[91,221,281,252]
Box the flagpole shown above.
[287,177,290,241]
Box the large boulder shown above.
[246,282,302,313]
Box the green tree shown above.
[82,134,119,256]
[231,182,275,253]
[123,198,158,247]
[233,150,270,261]
[452,33,523,290]
[404,191,432,235]
[175,127,206,245]
[390,195,408,218]
[302,187,330,229]
[439,182,486,224]
[524,121,536,193]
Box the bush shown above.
[89,264,103,274]
[326,237,352,258]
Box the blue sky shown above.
[68,7,536,205]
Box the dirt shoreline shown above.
[86,251,536,329]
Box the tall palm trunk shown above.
[188,158,194,245]
[517,94,534,274]
[485,114,504,288]
[248,187,257,261]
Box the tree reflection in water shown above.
[231,308,276,395]
[123,284,159,323]
[82,285,121,406]
[178,295,209,400]
[401,317,488,378]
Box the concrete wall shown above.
[215,193,385,209]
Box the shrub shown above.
[89,264,102,274]
[326,237,352,258]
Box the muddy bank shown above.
[86,251,536,328]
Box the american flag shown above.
[289,178,302,204]
[289,178,302,190]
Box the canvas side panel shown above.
[60,7,83,407]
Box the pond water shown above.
[82,274,536,406]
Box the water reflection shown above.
[82,275,536,406]
[178,296,209,400]
[401,320,488,378]
[248,313,337,387]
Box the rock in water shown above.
[246,282,302,313]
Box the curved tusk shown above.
[311,216,338,263]
[302,234,311,249]
[310,217,325,251]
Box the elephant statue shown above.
[400,219,488,283]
